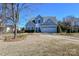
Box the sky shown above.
[18,3,79,28]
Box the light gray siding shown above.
[26,21,35,30]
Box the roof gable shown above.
[42,18,57,25]
[26,21,35,27]
[35,15,43,20]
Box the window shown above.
[38,20,40,23]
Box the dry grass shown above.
[0,33,79,56]
[3,33,27,42]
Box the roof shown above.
[43,16,57,25]
[42,18,57,25]
[27,15,57,25]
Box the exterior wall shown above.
[26,21,35,30]
[26,26,35,30]
[75,21,79,26]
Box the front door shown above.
[36,27,41,32]
[35,23,41,32]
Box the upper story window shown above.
[38,20,40,23]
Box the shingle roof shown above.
[27,15,57,25]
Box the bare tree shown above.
[2,3,19,39]
[2,3,36,39]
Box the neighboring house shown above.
[63,16,79,32]
[63,16,79,27]
[25,15,57,33]
[0,18,14,33]
[4,25,14,33]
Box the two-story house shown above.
[25,15,57,33]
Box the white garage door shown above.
[41,27,57,33]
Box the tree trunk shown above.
[13,4,19,39]
[14,24,17,39]
[59,25,62,33]
[12,3,18,39]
